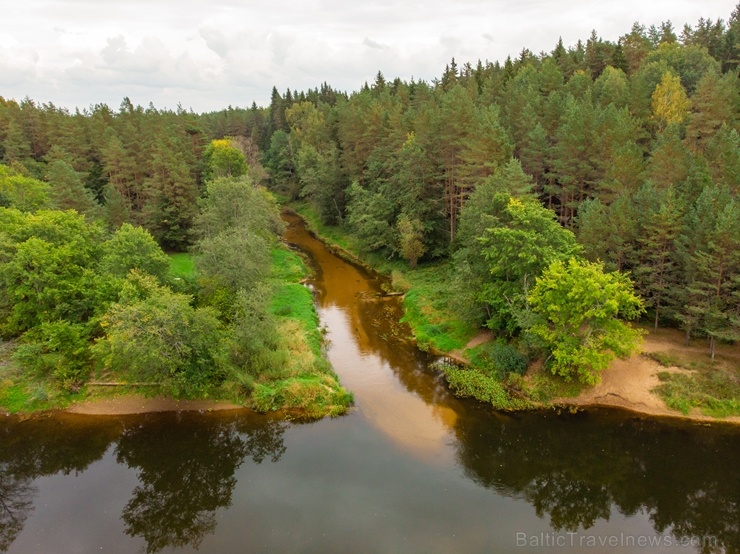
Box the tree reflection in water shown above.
[0,415,120,551]
[116,413,287,553]
[0,469,35,552]
[0,408,736,553]
[0,412,288,554]
[453,409,740,552]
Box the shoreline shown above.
[284,208,740,427]
[553,332,740,424]
[5,212,737,425]
[65,396,246,415]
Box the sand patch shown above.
[67,395,244,415]
[557,329,740,423]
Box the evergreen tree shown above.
[685,70,738,153]
[633,184,683,328]
[46,159,99,217]
[677,185,740,356]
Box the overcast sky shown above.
[1,0,736,113]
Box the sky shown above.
[1,0,736,113]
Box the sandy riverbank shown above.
[554,327,740,423]
[67,396,245,415]
[449,327,740,424]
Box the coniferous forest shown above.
[1,6,739,414]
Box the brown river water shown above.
[0,213,738,553]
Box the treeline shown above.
[259,8,740,358]
[0,6,738,377]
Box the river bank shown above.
[555,328,740,423]
[288,204,740,425]
[0,238,351,419]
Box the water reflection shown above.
[1,406,738,553]
[0,415,121,551]
[453,409,740,551]
[0,413,288,553]
[0,470,34,552]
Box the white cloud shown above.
[363,37,390,50]
[0,0,736,112]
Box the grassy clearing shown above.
[399,263,477,353]
[654,371,740,417]
[639,328,740,418]
[169,252,195,279]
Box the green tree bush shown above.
[94,272,227,397]
[528,258,644,384]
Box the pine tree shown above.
[704,125,740,194]
[46,159,99,217]
[633,184,683,328]
[685,70,738,153]
[677,185,740,356]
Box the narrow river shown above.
[1,215,738,554]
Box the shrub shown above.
[490,341,528,375]
[443,366,530,410]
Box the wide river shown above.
[1,214,738,553]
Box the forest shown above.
[0,5,738,413]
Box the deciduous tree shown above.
[528,258,644,384]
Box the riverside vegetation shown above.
[1,5,738,417]
[0,152,351,418]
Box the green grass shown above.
[271,283,323,354]
[255,244,352,418]
[0,382,75,413]
[654,370,740,418]
[270,247,307,282]
[525,371,588,403]
[644,351,681,368]
[169,252,195,278]
[252,375,353,419]
[398,263,477,353]
[269,246,320,351]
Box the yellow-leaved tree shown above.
[651,71,690,127]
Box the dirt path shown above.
[67,395,244,415]
[447,330,494,363]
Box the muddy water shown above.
[1,214,738,554]
[282,212,461,458]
